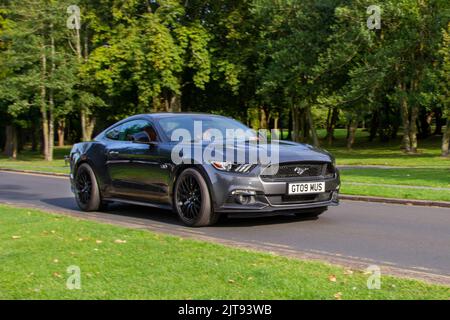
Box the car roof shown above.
[140,112,228,120]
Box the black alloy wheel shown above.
[174,168,219,227]
[74,163,103,212]
[177,174,202,220]
[76,168,93,205]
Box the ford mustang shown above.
[69,113,340,227]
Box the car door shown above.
[106,119,169,203]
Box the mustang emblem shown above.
[294,167,309,176]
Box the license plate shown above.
[288,182,325,195]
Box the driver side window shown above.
[119,120,158,143]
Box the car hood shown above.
[193,140,333,164]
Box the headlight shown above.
[210,161,255,173]
[210,161,233,171]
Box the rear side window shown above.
[121,120,151,141]
[105,119,157,142]
[105,125,122,140]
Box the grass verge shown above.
[341,184,450,202]
[0,147,71,174]
[339,167,450,202]
[319,129,450,168]
[0,204,449,300]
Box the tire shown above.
[74,163,103,212]
[295,207,328,219]
[174,168,219,227]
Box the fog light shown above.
[231,190,256,205]
[235,195,256,205]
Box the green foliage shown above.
[0,0,449,152]
[81,0,211,116]
[437,23,450,115]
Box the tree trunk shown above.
[3,125,18,159]
[347,116,358,150]
[442,117,450,157]
[325,107,332,133]
[326,107,338,146]
[273,114,279,130]
[57,119,65,147]
[40,45,49,161]
[399,85,411,153]
[288,108,293,140]
[306,107,319,147]
[48,98,54,161]
[80,111,96,141]
[77,27,95,142]
[291,106,300,142]
[170,94,182,112]
[369,110,379,142]
[47,25,56,162]
[409,104,418,153]
[299,110,307,142]
[260,107,268,130]
[434,107,443,135]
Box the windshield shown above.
[158,115,257,142]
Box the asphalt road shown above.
[1,171,450,279]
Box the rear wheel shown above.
[174,168,219,227]
[295,207,327,219]
[74,163,103,212]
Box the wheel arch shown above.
[170,163,217,211]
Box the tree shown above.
[313,0,448,151]
[80,0,211,129]
[252,0,340,145]
[439,23,450,156]
[0,0,80,160]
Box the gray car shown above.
[69,113,340,227]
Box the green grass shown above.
[0,147,71,174]
[341,184,450,202]
[341,168,450,188]
[0,204,449,300]
[339,167,450,202]
[318,129,450,168]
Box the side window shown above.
[105,125,122,140]
[119,120,158,142]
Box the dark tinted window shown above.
[105,125,122,140]
[105,119,157,142]
[121,120,153,141]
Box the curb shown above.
[340,194,450,208]
[1,168,450,209]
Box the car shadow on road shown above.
[40,197,319,228]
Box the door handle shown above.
[108,151,119,156]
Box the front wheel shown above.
[174,168,219,227]
[74,163,103,212]
[295,207,328,219]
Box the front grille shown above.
[261,162,335,182]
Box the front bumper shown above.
[206,165,341,214]
[216,191,339,214]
